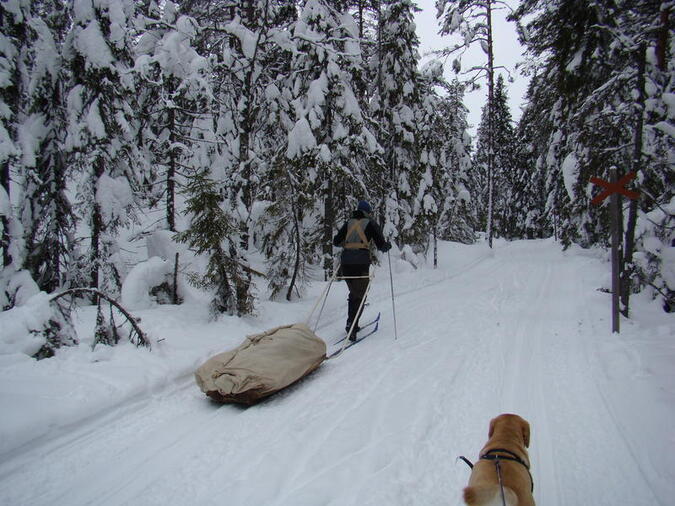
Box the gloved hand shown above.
[382,241,391,252]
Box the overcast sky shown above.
[412,0,529,136]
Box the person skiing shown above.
[333,200,391,341]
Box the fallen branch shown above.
[50,288,151,350]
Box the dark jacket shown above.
[333,210,389,265]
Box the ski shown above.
[327,313,380,359]
[332,312,381,346]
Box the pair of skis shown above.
[327,312,380,359]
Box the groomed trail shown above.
[0,240,666,505]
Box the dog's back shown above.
[464,485,518,506]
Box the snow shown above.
[561,152,579,201]
[96,173,133,224]
[0,184,9,216]
[225,20,259,60]
[1,239,673,505]
[0,291,50,355]
[74,20,114,69]
[121,257,175,310]
[18,114,48,168]
[652,120,675,139]
[85,97,107,139]
[286,117,317,158]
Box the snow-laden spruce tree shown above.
[0,0,39,308]
[511,0,634,249]
[20,2,83,294]
[415,61,473,263]
[176,168,255,317]
[176,0,298,312]
[62,0,144,298]
[280,0,378,289]
[371,0,422,249]
[134,1,210,232]
[0,1,29,272]
[510,74,549,240]
[471,75,518,240]
[436,0,510,248]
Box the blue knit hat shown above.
[357,200,372,214]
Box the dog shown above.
[463,413,534,506]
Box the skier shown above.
[333,200,391,341]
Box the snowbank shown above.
[0,292,51,356]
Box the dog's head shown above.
[488,413,530,448]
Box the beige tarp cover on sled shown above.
[195,323,326,405]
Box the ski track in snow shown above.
[0,241,668,505]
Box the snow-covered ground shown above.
[0,239,673,505]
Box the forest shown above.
[0,0,672,357]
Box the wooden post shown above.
[591,170,639,334]
[173,252,179,305]
[610,168,621,333]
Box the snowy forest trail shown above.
[0,241,667,505]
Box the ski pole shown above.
[387,250,398,340]
[307,258,340,331]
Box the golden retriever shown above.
[463,413,534,506]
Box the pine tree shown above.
[372,0,422,248]
[437,0,509,248]
[511,0,623,248]
[470,75,518,239]
[435,80,474,245]
[20,1,82,293]
[0,0,32,271]
[134,1,209,232]
[177,0,297,311]
[62,0,143,298]
[0,0,39,310]
[259,156,314,301]
[510,74,549,240]
[176,169,254,317]
[416,63,473,263]
[282,0,376,286]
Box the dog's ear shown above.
[488,417,496,438]
[521,419,530,448]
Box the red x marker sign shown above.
[590,172,639,205]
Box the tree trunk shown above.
[287,198,302,301]
[323,172,335,280]
[485,0,495,248]
[167,79,176,232]
[90,158,105,297]
[1,160,10,267]
[620,45,646,317]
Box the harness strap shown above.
[344,219,370,249]
[495,459,506,506]
[458,456,474,469]
[480,448,534,493]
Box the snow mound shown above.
[0,292,51,356]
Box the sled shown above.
[194,323,326,405]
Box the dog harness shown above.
[480,448,534,494]
[458,448,534,506]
